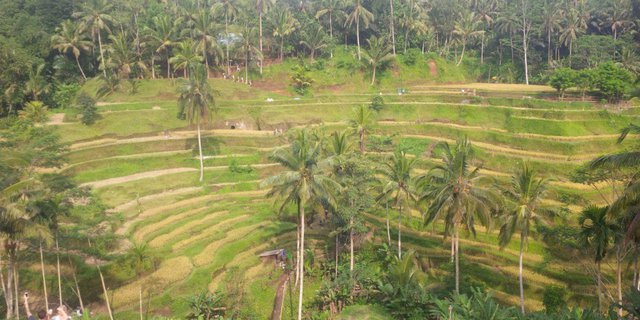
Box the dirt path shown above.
[271,272,290,320]
[47,113,67,125]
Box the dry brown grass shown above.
[148,210,230,248]
[133,207,208,243]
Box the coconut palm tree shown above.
[176,64,216,182]
[300,27,329,61]
[579,205,618,311]
[106,32,147,79]
[189,10,220,75]
[51,20,92,80]
[145,15,180,79]
[348,104,375,153]
[497,163,552,314]
[540,1,562,65]
[559,8,586,63]
[316,0,346,58]
[24,64,51,102]
[262,130,339,320]
[419,138,496,294]
[453,11,484,66]
[363,36,394,85]
[345,0,374,60]
[18,101,49,124]
[212,0,239,74]
[269,7,298,61]
[378,151,417,259]
[255,0,275,57]
[73,0,114,77]
[236,20,262,84]
[170,39,204,79]
[398,0,429,54]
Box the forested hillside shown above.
[2,0,640,320]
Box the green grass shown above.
[338,305,393,320]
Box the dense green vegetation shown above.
[3,0,640,319]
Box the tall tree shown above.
[497,163,552,314]
[316,0,346,58]
[420,138,496,294]
[256,0,275,72]
[190,10,220,76]
[348,104,375,153]
[170,39,204,79]
[378,151,417,259]
[262,130,339,320]
[363,36,394,85]
[300,27,329,61]
[579,205,617,311]
[73,0,114,77]
[51,20,92,80]
[176,64,215,182]
[212,0,239,74]
[453,11,484,66]
[24,64,51,102]
[269,7,298,62]
[345,0,374,60]
[237,19,262,84]
[145,15,180,79]
[540,1,562,65]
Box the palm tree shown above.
[453,12,484,66]
[495,7,519,62]
[262,130,339,320]
[602,0,633,41]
[540,1,562,65]
[497,163,552,314]
[579,205,617,311]
[212,0,239,74]
[19,101,49,124]
[398,0,429,54]
[300,27,329,61]
[269,7,298,61]
[190,10,220,76]
[145,15,179,79]
[176,64,216,182]
[106,32,147,79]
[170,39,204,79]
[73,0,114,77]
[363,36,394,85]
[237,20,262,84]
[348,104,375,153]
[315,0,346,58]
[419,138,496,294]
[345,0,374,60]
[559,8,586,63]
[51,20,92,80]
[255,0,275,67]
[24,64,51,102]
[378,151,417,259]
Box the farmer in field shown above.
[23,292,48,320]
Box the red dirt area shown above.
[428,60,438,77]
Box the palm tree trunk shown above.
[40,243,49,311]
[197,123,204,182]
[356,18,361,60]
[597,260,602,311]
[139,287,143,320]
[280,37,284,61]
[389,0,396,55]
[98,265,114,320]
[519,235,525,314]
[547,30,552,65]
[259,12,264,74]
[329,12,334,58]
[295,222,300,287]
[521,3,530,85]
[75,55,87,80]
[350,216,354,275]
[0,255,8,318]
[14,264,19,320]
[297,204,305,320]
[5,247,15,319]
[359,130,365,153]
[56,237,62,306]
[167,53,171,79]
[98,31,107,77]
[386,203,391,247]
[457,41,466,66]
[226,14,230,75]
[455,224,460,294]
[151,57,155,79]
[480,34,484,64]
[371,65,376,86]
[70,260,84,312]
[335,234,339,279]
[617,246,623,317]
[398,204,402,259]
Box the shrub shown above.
[369,95,385,112]
[75,92,98,125]
[542,285,568,314]
[291,62,314,95]
[549,68,577,99]
[593,62,635,103]
[53,83,80,109]
[186,291,226,320]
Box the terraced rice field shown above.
[57,80,637,317]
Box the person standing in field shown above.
[23,293,49,320]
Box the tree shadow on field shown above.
[184,136,223,157]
